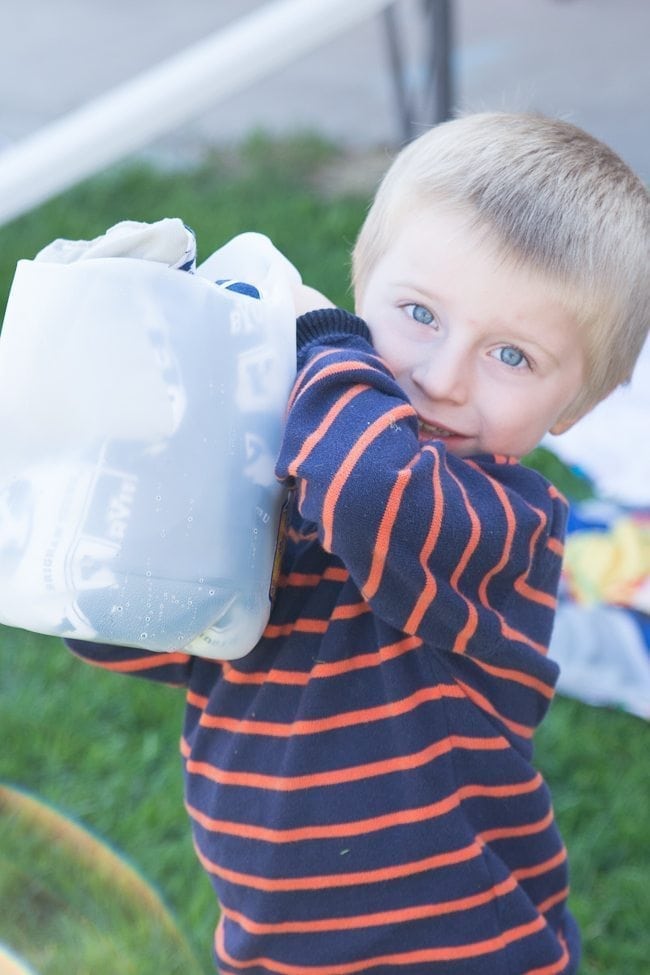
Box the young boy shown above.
[67,113,649,974]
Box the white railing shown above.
[0,0,395,226]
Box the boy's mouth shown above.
[417,417,475,455]
[418,419,459,440]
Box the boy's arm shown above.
[276,308,568,659]
[65,639,193,687]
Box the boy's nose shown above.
[411,347,470,404]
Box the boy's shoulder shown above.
[474,453,567,506]
[460,453,569,553]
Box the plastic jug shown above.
[0,226,298,658]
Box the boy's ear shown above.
[549,388,602,436]
[548,415,580,436]
[549,401,594,435]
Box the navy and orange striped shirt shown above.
[68,308,580,974]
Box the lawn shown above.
[0,134,648,974]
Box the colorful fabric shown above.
[68,308,579,974]
[549,500,650,718]
[562,503,650,612]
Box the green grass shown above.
[0,783,204,975]
[1,630,215,971]
[0,132,364,321]
[0,134,648,973]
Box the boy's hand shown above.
[292,283,336,318]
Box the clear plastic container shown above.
[0,232,297,658]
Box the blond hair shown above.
[352,113,649,418]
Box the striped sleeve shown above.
[276,309,568,660]
[65,638,192,687]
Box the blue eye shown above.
[406,304,435,326]
[496,346,528,368]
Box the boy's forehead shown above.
[377,206,512,283]
[391,203,501,260]
[382,207,586,313]
[369,208,586,345]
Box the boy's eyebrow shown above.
[481,324,561,363]
[511,338,560,364]
[391,280,440,302]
